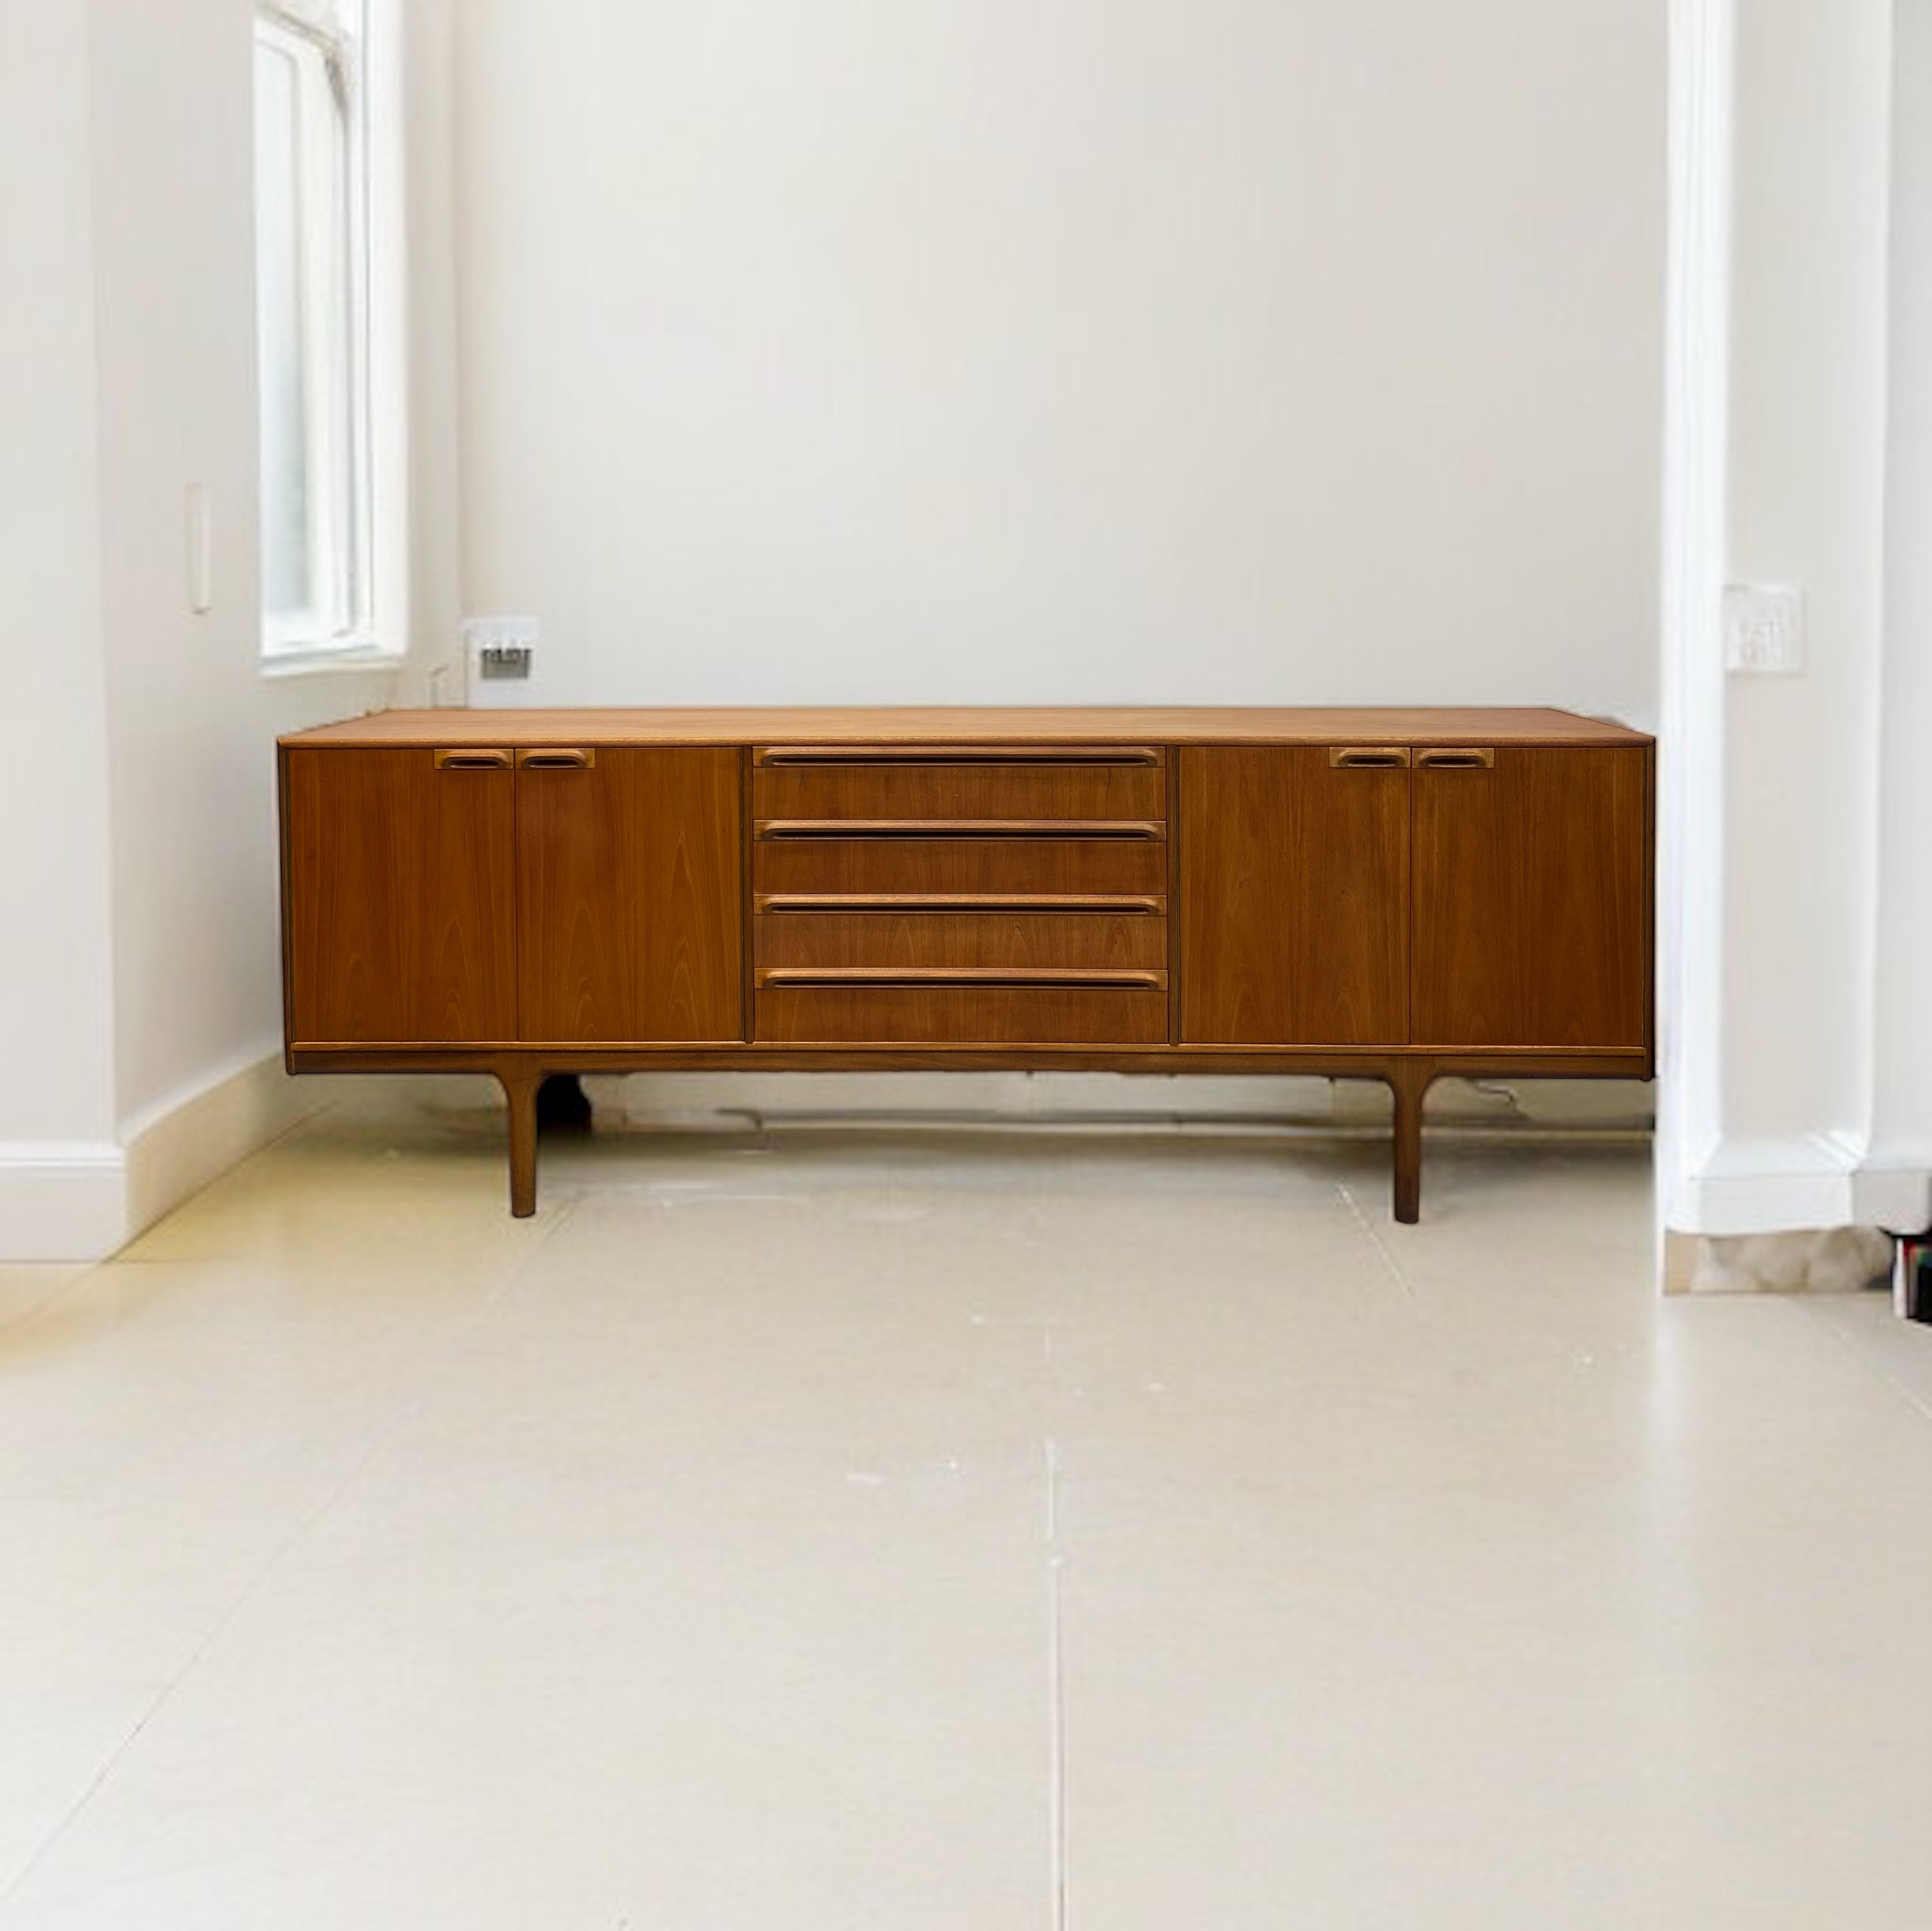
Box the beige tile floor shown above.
[2,1094,1930,1927]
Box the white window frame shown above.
[253,0,407,669]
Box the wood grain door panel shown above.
[285,747,517,1043]
[1179,748,1409,1045]
[1412,746,1648,1048]
[517,748,743,1043]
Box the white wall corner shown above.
[0,1142,127,1263]
[1655,0,1735,1276]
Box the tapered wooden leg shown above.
[1388,1061,1436,1225]
[500,1068,542,1218]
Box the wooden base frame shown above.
[287,1044,1650,1225]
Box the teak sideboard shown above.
[277,707,1654,1222]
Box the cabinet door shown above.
[1412,746,1648,1049]
[1179,747,1410,1045]
[518,747,743,1043]
[284,746,517,1044]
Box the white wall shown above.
[2,0,420,1258]
[1660,0,1932,1244]
[1719,0,1891,1160]
[0,2,118,1180]
[456,0,1664,716]
[1869,0,1932,1212]
[85,0,402,1144]
[406,0,467,711]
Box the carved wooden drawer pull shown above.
[515,748,596,769]
[1415,747,1495,769]
[1329,747,1412,769]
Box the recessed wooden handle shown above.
[515,748,596,769]
[755,819,1165,841]
[754,745,1164,766]
[757,966,1167,990]
[1416,747,1495,769]
[1329,747,1412,769]
[433,748,512,769]
[754,893,1166,915]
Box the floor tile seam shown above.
[1788,1296,1932,1428]
[1335,1182,1420,1307]
[0,1458,398,1911]
[0,1194,587,1910]
[0,1275,97,1344]
[1045,1434,1066,1931]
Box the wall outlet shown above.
[462,615,542,708]
[1724,584,1806,676]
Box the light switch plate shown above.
[1724,583,1806,676]
[185,482,213,614]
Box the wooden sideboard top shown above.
[281,705,1652,749]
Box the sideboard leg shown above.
[500,1068,542,1218]
[1389,1062,1436,1225]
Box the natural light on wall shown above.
[252,0,404,665]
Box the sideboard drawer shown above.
[756,908,1167,972]
[754,835,1168,897]
[755,977,1170,1045]
[753,760,1165,825]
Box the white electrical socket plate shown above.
[462,615,542,709]
[1723,584,1806,676]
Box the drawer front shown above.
[755,981,1170,1045]
[753,762,1166,824]
[754,837,1168,896]
[756,910,1168,972]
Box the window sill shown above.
[261,644,406,681]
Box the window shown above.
[253,0,403,662]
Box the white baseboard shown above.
[0,1052,338,1264]
[120,1051,332,1247]
[0,1141,128,1263]
[1672,1133,1932,1240]
[1672,1135,1863,1237]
